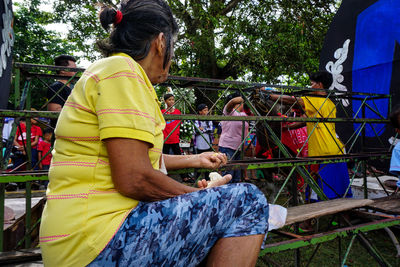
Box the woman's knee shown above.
[242,183,268,205]
[223,183,268,208]
[240,183,269,221]
[218,184,269,231]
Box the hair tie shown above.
[114,10,123,25]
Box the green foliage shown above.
[12,0,339,107]
[13,0,77,64]
[13,0,78,109]
[48,0,337,85]
[51,0,114,62]
[169,0,338,86]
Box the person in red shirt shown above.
[31,113,44,169]
[38,128,53,171]
[162,93,192,182]
[161,93,182,155]
[13,117,42,170]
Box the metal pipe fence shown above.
[0,63,397,265]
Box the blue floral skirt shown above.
[88,183,269,266]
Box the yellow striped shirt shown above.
[40,53,165,266]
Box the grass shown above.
[256,228,400,267]
[250,174,399,266]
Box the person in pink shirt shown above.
[218,93,249,182]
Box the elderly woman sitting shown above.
[39,1,269,266]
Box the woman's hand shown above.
[197,152,227,169]
[197,174,232,189]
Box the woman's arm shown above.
[38,151,43,169]
[195,120,204,132]
[163,152,227,170]
[225,96,244,113]
[105,138,199,202]
[13,134,20,148]
[31,135,39,147]
[269,94,305,109]
[206,121,214,132]
[285,121,306,130]
[47,103,62,112]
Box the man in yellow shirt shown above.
[268,72,352,201]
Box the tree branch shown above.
[221,0,242,15]
[169,0,194,34]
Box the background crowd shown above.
[2,55,397,199]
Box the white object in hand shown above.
[209,172,223,182]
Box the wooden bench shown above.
[366,194,400,215]
[285,198,374,226]
[0,198,392,266]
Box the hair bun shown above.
[99,6,117,31]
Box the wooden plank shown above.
[285,198,374,225]
[367,194,400,215]
[4,198,44,229]
[3,198,46,251]
[0,248,41,264]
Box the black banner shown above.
[0,0,13,109]
[320,0,400,153]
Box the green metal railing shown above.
[0,63,397,266]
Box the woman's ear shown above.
[155,32,165,56]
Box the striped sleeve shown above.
[94,71,156,146]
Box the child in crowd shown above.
[38,128,53,171]
[194,103,213,154]
[30,112,43,169]
[389,106,400,190]
[161,93,182,155]
[13,117,42,170]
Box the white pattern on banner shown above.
[326,39,350,106]
[0,0,14,78]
